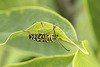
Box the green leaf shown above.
[74,0,100,61]
[0,0,59,12]
[0,7,78,56]
[85,0,100,44]
[84,0,100,60]
[6,54,74,67]
[0,7,87,55]
[73,41,100,67]
[0,46,7,67]
[3,47,38,66]
[74,0,98,51]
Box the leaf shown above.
[85,0,100,44]
[84,0,100,60]
[0,7,88,54]
[73,41,100,67]
[3,47,38,66]
[0,0,59,12]
[5,54,74,67]
[0,7,79,56]
[74,0,98,51]
[0,46,30,67]
[0,46,7,67]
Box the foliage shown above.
[0,0,100,67]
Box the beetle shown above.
[23,22,70,51]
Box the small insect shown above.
[23,22,70,51]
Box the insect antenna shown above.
[57,39,70,51]
[51,23,56,34]
[22,30,32,34]
[23,30,34,39]
[41,22,46,34]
